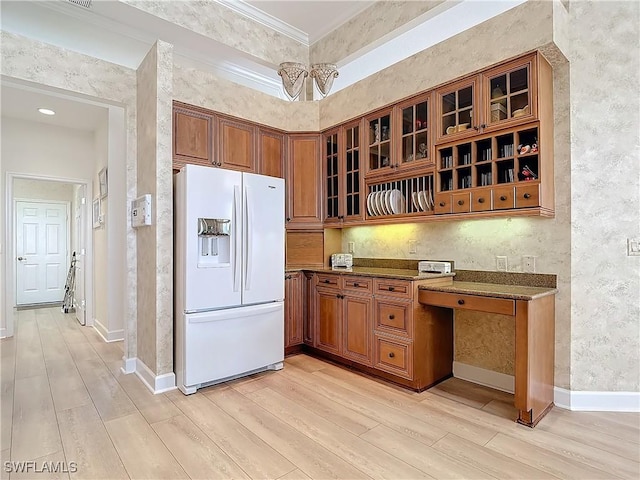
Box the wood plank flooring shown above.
[1,307,638,479]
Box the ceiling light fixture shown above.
[278,62,339,101]
[38,108,56,116]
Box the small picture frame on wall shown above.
[92,197,101,228]
[98,167,108,198]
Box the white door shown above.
[74,187,86,324]
[242,173,285,305]
[16,201,69,305]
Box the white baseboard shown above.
[453,361,515,393]
[554,387,640,412]
[93,318,124,342]
[135,358,176,394]
[121,357,136,374]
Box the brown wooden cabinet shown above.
[313,273,373,365]
[308,272,453,390]
[323,121,364,225]
[364,107,395,176]
[173,103,214,170]
[284,272,304,352]
[395,92,433,172]
[218,116,256,171]
[258,128,285,178]
[286,134,322,229]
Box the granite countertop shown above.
[287,266,456,281]
[418,281,557,301]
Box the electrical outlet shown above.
[628,238,640,256]
[348,241,355,254]
[522,255,536,273]
[408,240,417,254]
[496,256,508,271]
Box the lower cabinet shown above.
[310,273,453,390]
[314,274,373,365]
[284,272,304,351]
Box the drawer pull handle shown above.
[500,196,507,201]
[439,202,446,207]
[286,217,291,222]
[457,299,465,305]
[354,282,359,287]
[388,352,395,358]
[323,279,331,284]
[524,193,531,199]
[389,314,395,320]
[478,198,485,203]
[457,200,464,206]
[388,286,395,291]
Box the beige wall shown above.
[136,40,175,376]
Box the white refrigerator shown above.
[174,164,285,394]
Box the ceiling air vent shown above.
[67,0,92,8]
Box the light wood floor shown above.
[1,307,638,480]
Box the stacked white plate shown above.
[367,190,406,216]
[411,189,434,212]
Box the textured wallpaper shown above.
[310,1,445,65]
[567,0,640,392]
[136,43,159,373]
[173,64,319,132]
[122,0,307,67]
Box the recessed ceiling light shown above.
[38,108,56,116]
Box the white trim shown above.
[92,318,124,342]
[135,358,177,394]
[215,0,309,45]
[453,361,515,394]
[121,357,136,374]
[0,327,6,338]
[554,387,640,412]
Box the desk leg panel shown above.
[515,295,555,426]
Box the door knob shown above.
[17,256,26,261]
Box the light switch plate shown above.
[348,241,355,254]
[496,256,508,271]
[628,238,640,256]
[408,240,417,254]
[522,255,536,272]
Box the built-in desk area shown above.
[418,280,557,427]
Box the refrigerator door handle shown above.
[244,185,252,291]
[233,185,241,292]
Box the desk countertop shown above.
[286,266,455,281]
[418,281,557,301]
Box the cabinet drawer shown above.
[434,193,451,214]
[374,279,412,298]
[343,276,373,294]
[451,192,471,214]
[374,336,412,379]
[375,299,412,337]
[316,274,341,289]
[419,290,515,316]
[493,186,515,210]
[515,183,540,208]
[471,190,492,212]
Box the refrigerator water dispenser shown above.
[197,218,231,267]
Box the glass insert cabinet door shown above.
[400,98,429,165]
[325,132,339,220]
[437,78,477,139]
[487,64,531,125]
[344,124,361,218]
[367,111,392,172]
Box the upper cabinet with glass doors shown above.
[365,108,393,176]
[323,121,363,225]
[436,53,542,143]
[397,93,432,170]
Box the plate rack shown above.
[366,174,434,217]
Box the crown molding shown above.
[215,0,309,46]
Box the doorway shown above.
[15,199,70,307]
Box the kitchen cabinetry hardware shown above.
[388,352,395,358]
[457,200,464,205]
[524,193,531,199]
[457,299,465,305]
[286,217,291,222]
[388,314,395,319]
[478,198,485,203]
[500,196,507,201]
